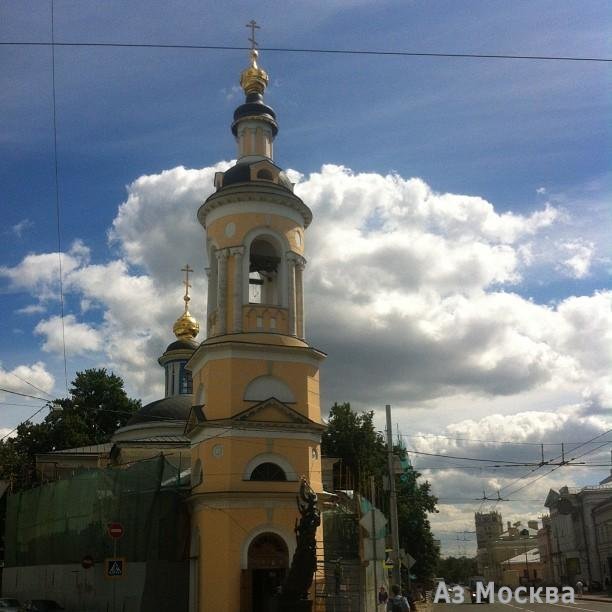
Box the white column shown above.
[216,249,229,335]
[230,246,244,333]
[295,257,306,339]
[287,253,297,336]
[205,266,212,338]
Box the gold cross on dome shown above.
[246,20,260,49]
[181,264,193,309]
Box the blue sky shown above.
[1,1,611,554]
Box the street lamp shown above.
[520,529,530,586]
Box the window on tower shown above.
[249,238,280,305]
[179,361,193,394]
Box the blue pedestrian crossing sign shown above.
[105,557,126,578]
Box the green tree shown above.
[321,402,386,491]
[0,368,140,490]
[436,556,478,584]
[321,402,439,584]
[396,464,439,584]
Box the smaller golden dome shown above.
[173,310,199,341]
[240,49,269,95]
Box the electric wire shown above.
[497,427,612,496]
[503,439,611,499]
[0,387,50,401]
[400,432,609,447]
[50,0,69,392]
[0,405,48,442]
[1,41,610,63]
[8,371,53,399]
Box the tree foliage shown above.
[321,402,439,584]
[0,369,140,490]
[436,556,478,584]
[321,402,386,489]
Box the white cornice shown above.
[198,185,312,229]
[187,337,325,374]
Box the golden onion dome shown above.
[172,264,199,341]
[240,49,269,95]
[173,309,199,341]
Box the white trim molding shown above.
[243,452,298,481]
[240,524,296,570]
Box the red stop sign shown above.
[107,522,124,539]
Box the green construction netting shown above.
[322,507,360,560]
[4,455,189,567]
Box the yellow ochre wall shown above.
[192,435,322,493]
[194,356,321,422]
[206,212,305,253]
[194,505,324,611]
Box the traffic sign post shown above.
[106,522,124,611]
[105,557,126,578]
[107,523,124,539]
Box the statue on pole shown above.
[277,477,320,611]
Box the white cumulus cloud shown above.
[34,315,103,356]
[0,362,55,399]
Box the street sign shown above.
[107,522,124,539]
[359,508,387,538]
[402,551,416,570]
[363,537,386,561]
[105,557,126,578]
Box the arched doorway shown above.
[245,532,289,612]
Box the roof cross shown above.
[246,20,260,50]
[181,264,193,311]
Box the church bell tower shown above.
[187,23,326,612]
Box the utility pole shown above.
[371,475,379,609]
[386,404,402,588]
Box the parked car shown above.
[21,601,64,612]
[0,599,21,612]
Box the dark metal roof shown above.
[127,395,192,426]
[231,92,278,137]
[221,161,293,191]
[164,338,198,353]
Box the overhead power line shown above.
[8,372,53,399]
[50,0,69,393]
[402,432,611,447]
[0,404,48,442]
[0,387,50,402]
[0,41,610,63]
[498,427,612,496]
[503,439,611,499]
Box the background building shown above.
[475,512,539,585]
[545,480,612,588]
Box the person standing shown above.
[378,586,389,610]
[387,584,410,611]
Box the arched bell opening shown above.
[249,238,281,305]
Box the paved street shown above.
[434,599,612,612]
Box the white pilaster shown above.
[295,257,306,339]
[216,249,229,335]
[287,252,297,336]
[230,246,245,332]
